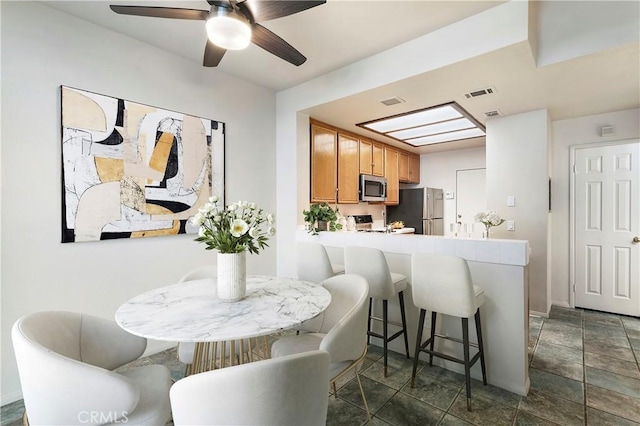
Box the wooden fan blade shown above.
[251,24,306,66]
[110,5,209,20]
[203,39,227,67]
[240,0,325,22]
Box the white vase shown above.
[217,251,247,302]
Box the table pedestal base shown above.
[187,337,271,375]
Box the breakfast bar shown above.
[297,230,531,396]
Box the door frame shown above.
[569,138,640,308]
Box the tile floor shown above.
[2,306,639,425]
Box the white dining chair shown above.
[271,274,371,420]
[170,350,330,425]
[12,311,172,425]
[296,241,345,283]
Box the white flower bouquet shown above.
[190,197,275,254]
[474,210,505,231]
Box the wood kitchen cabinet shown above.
[398,152,409,182]
[310,122,337,203]
[384,147,399,205]
[399,152,420,183]
[337,133,360,203]
[408,154,420,183]
[359,138,384,176]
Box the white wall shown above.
[486,110,550,314]
[1,2,276,404]
[550,108,640,307]
[419,147,486,237]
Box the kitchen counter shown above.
[297,230,530,396]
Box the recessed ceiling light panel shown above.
[357,102,485,147]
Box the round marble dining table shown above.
[115,275,331,343]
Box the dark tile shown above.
[548,307,583,327]
[326,396,370,426]
[362,353,414,391]
[586,384,640,422]
[519,389,584,426]
[622,316,640,332]
[583,311,623,326]
[626,328,640,340]
[531,349,584,381]
[448,392,516,426]
[534,341,583,364]
[542,318,581,333]
[584,339,636,362]
[584,330,631,348]
[375,392,445,426]
[585,352,640,379]
[338,375,396,414]
[400,372,459,411]
[586,407,640,426]
[538,328,583,350]
[438,414,473,425]
[630,337,640,350]
[0,400,25,426]
[529,368,584,404]
[585,366,640,399]
[514,410,561,426]
[367,344,385,360]
[415,364,466,390]
[469,378,521,408]
[584,319,626,335]
[529,315,544,328]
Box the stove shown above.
[352,214,373,231]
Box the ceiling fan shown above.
[110,0,325,67]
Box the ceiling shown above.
[43,0,640,154]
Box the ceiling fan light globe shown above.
[206,14,251,50]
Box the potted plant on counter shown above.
[303,203,342,235]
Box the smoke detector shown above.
[464,86,496,99]
[379,96,405,106]
[484,110,501,117]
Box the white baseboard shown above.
[551,300,572,309]
[1,390,24,407]
[529,310,549,318]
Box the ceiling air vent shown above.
[484,110,501,117]
[464,86,496,99]
[380,97,405,106]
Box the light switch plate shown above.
[445,191,455,200]
[507,196,515,207]
[507,220,515,231]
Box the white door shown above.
[457,168,486,238]
[574,141,640,316]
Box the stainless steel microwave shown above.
[360,174,387,202]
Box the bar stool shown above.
[297,241,345,283]
[344,246,410,376]
[410,254,487,411]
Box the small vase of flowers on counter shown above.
[474,210,505,239]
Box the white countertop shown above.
[298,229,530,267]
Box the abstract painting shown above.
[61,86,224,242]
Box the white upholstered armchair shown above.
[271,274,371,419]
[12,311,172,425]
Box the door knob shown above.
[634,236,640,244]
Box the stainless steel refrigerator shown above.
[386,188,444,235]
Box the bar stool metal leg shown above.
[462,318,472,411]
[475,308,487,384]
[382,299,388,377]
[398,291,410,359]
[429,311,437,366]
[367,298,373,345]
[411,308,426,388]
